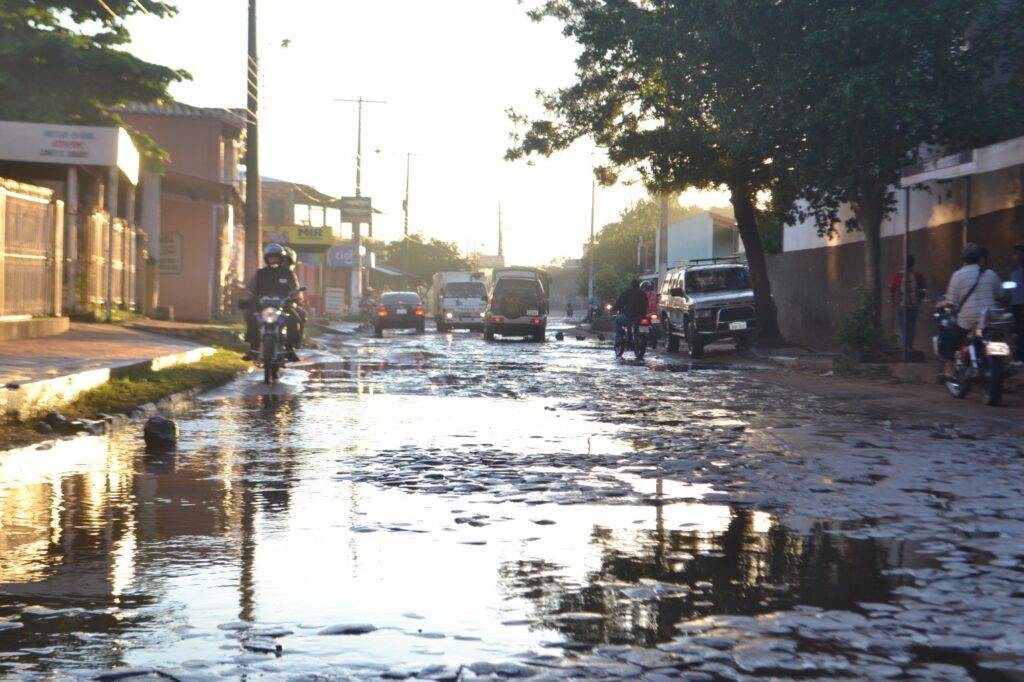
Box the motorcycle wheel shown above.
[980,358,1004,406]
[261,334,277,385]
[634,334,647,360]
[687,321,705,359]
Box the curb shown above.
[1,346,216,422]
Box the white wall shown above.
[667,213,713,265]
[783,165,1023,253]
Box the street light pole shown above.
[336,96,384,314]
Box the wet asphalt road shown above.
[1,319,1023,681]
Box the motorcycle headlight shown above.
[696,309,713,319]
[445,311,454,319]
[261,307,280,324]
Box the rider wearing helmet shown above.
[241,243,302,362]
[279,246,307,348]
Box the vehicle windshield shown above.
[381,292,420,304]
[445,282,486,297]
[685,267,751,294]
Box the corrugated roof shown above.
[113,102,247,128]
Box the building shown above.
[664,209,741,266]
[0,119,142,332]
[117,103,246,322]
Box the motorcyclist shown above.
[241,243,302,362]
[936,242,1003,378]
[641,280,660,347]
[613,279,649,346]
[280,246,307,348]
[359,287,378,329]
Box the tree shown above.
[508,0,803,340]
[580,195,704,302]
[381,234,469,281]
[0,1,186,154]
[779,0,1024,332]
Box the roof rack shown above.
[670,256,743,267]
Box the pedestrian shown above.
[1010,243,1024,363]
[566,299,574,319]
[889,253,928,350]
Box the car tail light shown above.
[640,318,650,326]
[377,306,388,317]
[531,318,541,325]
[414,305,425,316]
[493,316,504,323]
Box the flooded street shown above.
[2,323,1024,681]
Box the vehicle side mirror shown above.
[670,287,683,297]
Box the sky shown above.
[123,0,727,266]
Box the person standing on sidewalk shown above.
[889,253,928,350]
[1011,243,1024,364]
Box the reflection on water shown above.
[0,350,910,677]
[501,505,903,648]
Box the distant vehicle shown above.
[659,259,756,358]
[427,271,488,332]
[484,273,548,342]
[374,291,426,338]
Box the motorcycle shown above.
[614,314,657,360]
[933,282,1017,406]
[250,286,306,385]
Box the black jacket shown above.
[614,287,648,319]
[248,266,300,298]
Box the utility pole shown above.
[587,179,595,314]
[658,194,668,284]
[403,152,411,237]
[244,0,261,280]
[336,96,384,313]
[498,203,504,258]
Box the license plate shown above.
[526,309,539,316]
[396,308,407,315]
[638,325,650,334]
[729,321,747,330]
[986,341,1010,356]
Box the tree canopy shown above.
[380,234,469,281]
[580,195,705,303]
[510,0,1024,337]
[0,1,186,142]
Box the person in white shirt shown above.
[936,243,1003,377]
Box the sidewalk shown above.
[0,323,215,421]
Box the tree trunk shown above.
[850,188,885,335]
[729,186,781,341]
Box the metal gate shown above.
[0,179,63,318]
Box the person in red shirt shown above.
[641,280,660,348]
[889,253,928,350]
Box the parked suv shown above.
[484,276,547,341]
[659,260,756,358]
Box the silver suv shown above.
[659,259,756,358]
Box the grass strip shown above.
[0,347,248,450]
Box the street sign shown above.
[340,196,372,224]
[327,244,354,267]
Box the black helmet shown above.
[263,242,285,267]
[640,280,653,291]
[282,246,297,270]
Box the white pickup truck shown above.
[427,271,489,332]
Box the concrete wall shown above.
[769,204,1024,350]
[158,199,215,321]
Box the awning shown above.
[371,264,417,278]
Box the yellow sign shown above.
[263,224,334,247]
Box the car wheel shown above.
[484,327,495,341]
[532,330,545,342]
[416,322,426,334]
[666,320,680,353]
[374,325,383,338]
